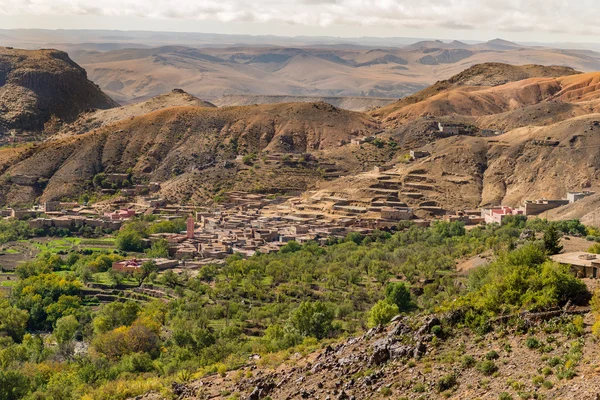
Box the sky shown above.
[1,0,600,43]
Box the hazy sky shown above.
[1,0,599,43]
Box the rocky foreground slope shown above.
[140,307,600,400]
[0,47,117,133]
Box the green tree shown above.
[0,300,29,342]
[543,224,563,255]
[133,261,158,286]
[145,239,169,258]
[385,282,413,312]
[93,301,140,334]
[288,301,334,339]
[368,300,399,327]
[0,370,29,400]
[54,315,79,356]
[116,230,144,252]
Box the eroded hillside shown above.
[0,47,118,133]
[0,102,378,205]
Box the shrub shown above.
[368,300,399,328]
[413,382,426,393]
[476,360,498,376]
[525,337,541,349]
[589,243,600,254]
[499,392,513,400]
[436,373,457,392]
[461,355,476,368]
[485,350,499,360]
[431,325,443,337]
[380,386,392,396]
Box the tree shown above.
[160,270,180,288]
[288,301,334,339]
[45,294,81,325]
[54,315,79,356]
[145,239,169,258]
[543,224,563,255]
[116,230,144,252]
[93,301,140,334]
[108,268,125,287]
[385,282,413,312]
[133,261,158,286]
[0,300,29,342]
[0,370,29,400]
[368,300,399,327]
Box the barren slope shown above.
[0,102,379,205]
[214,94,395,112]
[0,47,117,133]
[374,70,600,127]
[71,44,600,103]
[57,88,215,137]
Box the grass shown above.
[2,248,21,254]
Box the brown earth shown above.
[70,44,600,104]
[0,47,118,133]
[0,102,378,205]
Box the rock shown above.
[248,387,261,400]
[388,321,411,337]
[368,345,390,366]
[413,341,427,359]
[390,314,403,323]
[417,316,441,336]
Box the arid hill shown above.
[0,47,117,133]
[0,102,378,205]
[214,94,395,112]
[70,43,600,103]
[57,88,215,137]
[299,113,600,218]
[374,70,600,126]
[1,60,599,216]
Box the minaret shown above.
[186,215,195,239]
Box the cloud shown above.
[2,0,600,36]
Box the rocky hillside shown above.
[372,64,583,124]
[0,47,118,133]
[146,307,600,400]
[214,95,395,112]
[0,102,378,205]
[57,88,215,137]
[297,112,600,218]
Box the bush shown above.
[589,243,600,254]
[476,360,498,376]
[499,392,513,400]
[431,325,443,337]
[288,301,334,339]
[368,300,399,328]
[461,355,476,368]
[413,382,426,393]
[485,350,499,360]
[525,337,541,349]
[436,373,457,392]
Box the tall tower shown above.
[186,215,195,239]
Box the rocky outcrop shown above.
[0,47,118,133]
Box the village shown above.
[1,176,596,278]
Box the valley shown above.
[0,37,600,400]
